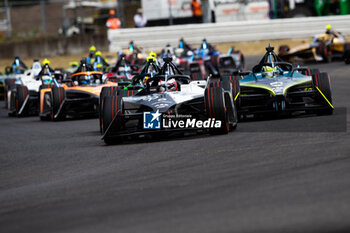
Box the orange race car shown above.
[39,71,118,120]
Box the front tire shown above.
[51,86,65,120]
[15,85,29,116]
[312,72,333,115]
[205,87,230,134]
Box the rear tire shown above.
[317,42,331,63]
[99,86,118,133]
[102,95,122,134]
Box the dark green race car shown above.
[235,45,334,117]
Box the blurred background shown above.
[0,0,349,60]
[1,0,349,39]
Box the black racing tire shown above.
[299,68,312,76]
[220,77,232,93]
[311,69,320,76]
[317,42,332,63]
[39,85,53,121]
[15,85,29,116]
[5,66,12,75]
[344,43,350,64]
[189,63,204,80]
[208,78,221,90]
[210,55,220,71]
[102,95,122,135]
[179,61,189,74]
[51,86,65,120]
[188,62,205,80]
[226,76,240,107]
[4,78,16,107]
[240,53,245,70]
[312,72,333,115]
[205,87,230,134]
[118,89,138,97]
[99,86,119,133]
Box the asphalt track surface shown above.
[1,56,350,233]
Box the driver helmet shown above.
[42,76,52,84]
[42,58,50,66]
[262,66,277,78]
[70,61,79,68]
[158,79,178,92]
[149,51,157,59]
[80,75,91,84]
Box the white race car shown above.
[6,61,55,116]
[100,57,239,144]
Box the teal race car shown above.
[234,45,334,117]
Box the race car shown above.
[236,45,334,117]
[179,44,245,80]
[119,41,147,69]
[100,57,239,144]
[205,46,245,76]
[278,30,349,63]
[103,54,140,86]
[39,70,118,120]
[1,57,29,102]
[5,60,45,116]
[0,74,15,101]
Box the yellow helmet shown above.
[95,51,102,56]
[263,66,275,72]
[69,61,79,67]
[89,45,96,52]
[43,58,50,66]
[147,56,155,62]
[326,24,332,30]
[149,51,157,58]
